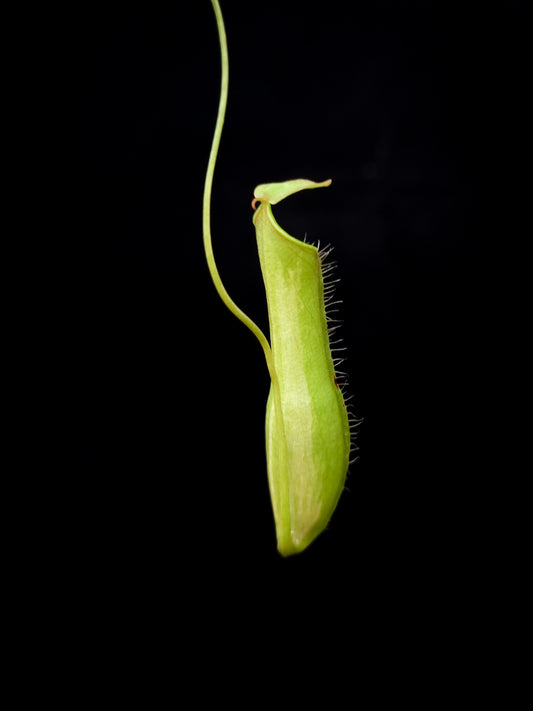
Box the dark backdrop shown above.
[55,1,526,624]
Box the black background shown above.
[46,0,528,632]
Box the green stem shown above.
[203,0,272,365]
